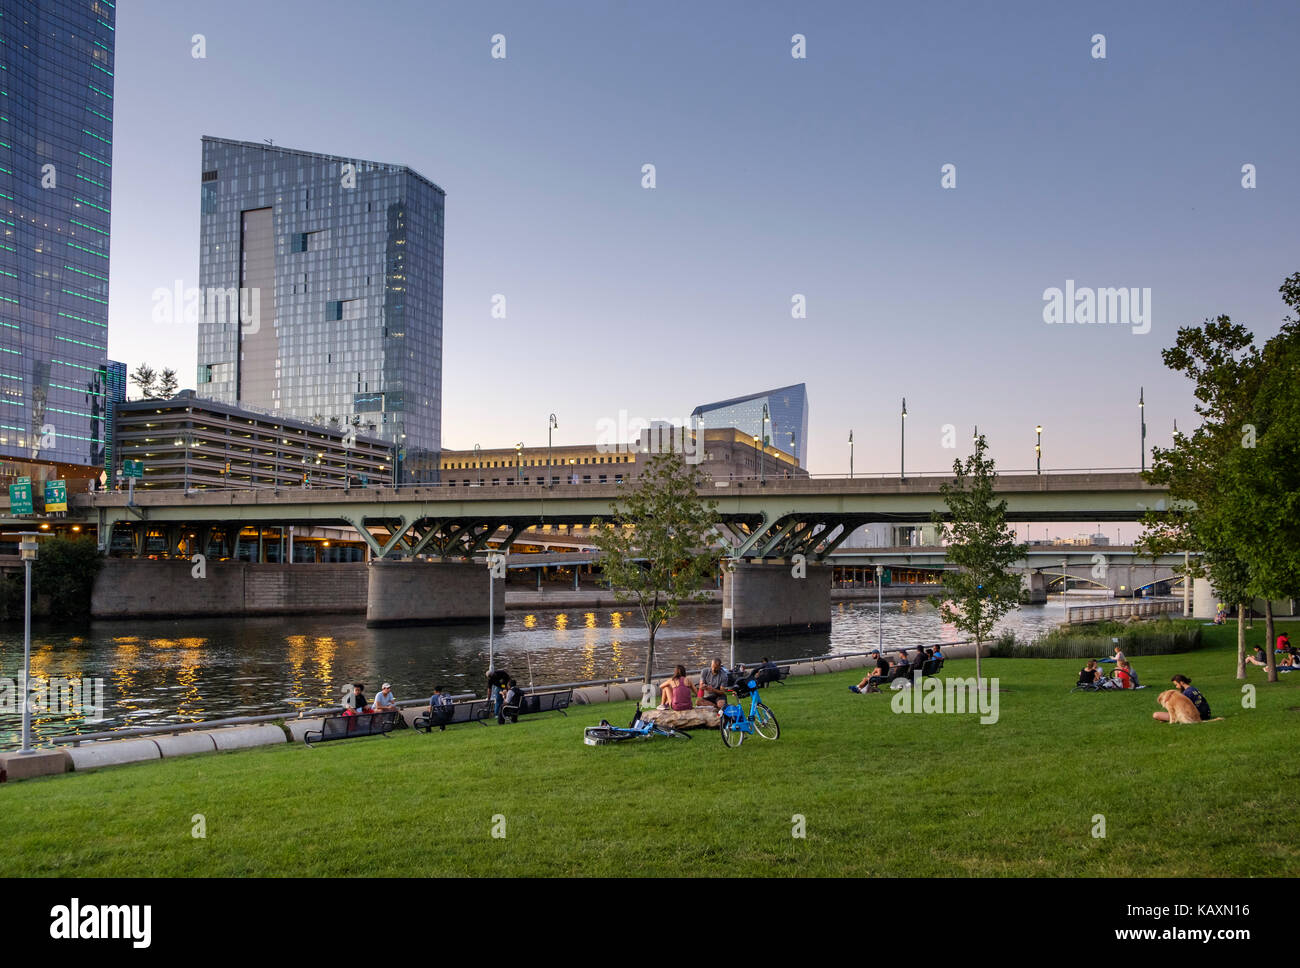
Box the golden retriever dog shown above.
[1155,689,1222,724]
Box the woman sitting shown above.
[659,665,695,711]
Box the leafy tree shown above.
[931,435,1027,686]
[589,451,720,704]
[17,536,104,624]
[129,364,157,400]
[155,367,179,399]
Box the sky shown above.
[105,0,1300,479]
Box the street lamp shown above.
[759,403,770,484]
[900,397,908,480]
[515,442,523,482]
[18,532,39,753]
[726,550,739,668]
[1036,424,1042,475]
[875,564,884,652]
[473,444,481,485]
[848,429,854,479]
[547,413,558,488]
[1139,387,1146,472]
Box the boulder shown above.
[640,706,721,730]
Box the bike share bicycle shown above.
[719,676,780,748]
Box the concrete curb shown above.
[152,732,219,757]
[209,724,287,751]
[67,739,162,771]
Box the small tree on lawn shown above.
[932,435,1027,686]
[590,450,720,706]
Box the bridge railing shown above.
[1065,600,1184,625]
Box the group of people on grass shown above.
[849,645,944,694]
[655,658,779,712]
[1076,644,1142,690]
[1245,632,1300,670]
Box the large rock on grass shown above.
[641,706,721,730]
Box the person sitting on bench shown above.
[373,683,398,712]
[427,685,453,731]
[851,651,894,694]
[499,679,526,724]
[343,683,369,716]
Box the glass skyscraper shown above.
[103,356,124,478]
[1,0,115,474]
[196,137,444,481]
[692,384,809,467]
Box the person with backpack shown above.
[499,679,526,724]
[428,684,454,731]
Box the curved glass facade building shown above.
[1,0,116,475]
[691,384,809,467]
[196,137,444,481]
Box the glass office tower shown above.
[196,137,444,481]
[1,0,115,474]
[692,384,809,467]
[103,357,125,478]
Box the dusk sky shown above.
[106,0,1300,478]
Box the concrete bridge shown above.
[73,471,1170,634]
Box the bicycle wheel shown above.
[584,726,633,746]
[720,716,746,748]
[753,703,780,740]
[655,725,692,741]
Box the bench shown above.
[413,698,491,733]
[752,666,790,687]
[502,689,573,722]
[304,711,400,747]
[918,657,945,677]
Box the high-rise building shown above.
[1,0,116,479]
[691,384,809,467]
[195,137,445,482]
[103,357,125,478]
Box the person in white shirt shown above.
[373,683,397,712]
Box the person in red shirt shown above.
[1114,660,1134,689]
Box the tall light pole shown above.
[547,413,558,488]
[18,532,39,753]
[1036,424,1042,475]
[900,398,908,480]
[1139,387,1146,472]
[473,443,481,485]
[515,442,523,482]
[848,429,854,479]
[726,549,738,669]
[760,403,770,484]
[875,564,884,652]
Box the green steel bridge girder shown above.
[84,473,1170,561]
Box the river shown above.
[0,597,1073,749]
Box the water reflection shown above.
[0,598,1070,748]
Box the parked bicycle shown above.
[719,677,780,748]
[583,707,693,745]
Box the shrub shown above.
[989,617,1203,658]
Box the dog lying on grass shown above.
[1155,689,1223,724]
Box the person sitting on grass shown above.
[697,659,728,710]
[659,665,694,711]
[1099,644,1125,665]
[1152,674,1212,722]
[1276,631,1291,652]
[1078,660,1100,687]
[1245,645,1268,668]
[851,651,893,693]
[1114,660,1135,690]
[372,682,398,712]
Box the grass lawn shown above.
[2,624,1297,877]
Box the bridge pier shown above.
[1022,570,1047,604]
[721,560,832,637]
[365,559,505,628]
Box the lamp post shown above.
[759,403,770,484]
[875,564,884,652]
[18,532,39,753]
[1139,387,1146,472]
[474,444,481,485]
[547,413,558,488]
[726,550,738,668]
[848,430,854,479]
[515,442,523,482]
[1036,424,1042,475]
[900,397,908,480]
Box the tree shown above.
[129,364,156,400]
[155,367,179,399]
[931,435,1026,686]
[589,451,720,705]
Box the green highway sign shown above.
[44,479,68,512]
[9,477,33,515]
[123,460,144,479]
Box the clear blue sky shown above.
[106,0,1300,477]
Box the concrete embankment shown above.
[0,642,987,783]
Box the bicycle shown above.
[583,707,693,745]
[719,678,780,748]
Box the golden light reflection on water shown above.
[555,613,568,630]
[112,638,141,715]
[583,612,597,628]
[523,614,537,629]
[610,611,624,628]
[284,633,340,705]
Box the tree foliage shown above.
[589,452,720,696]
[932,435,1027,684]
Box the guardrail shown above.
[1065,600,1184,625]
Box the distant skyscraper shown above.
[1,0,115,473]
[692,384,809,466]
[195,137,445,481]
[103,358,126,478]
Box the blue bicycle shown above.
[719,678,780,748]
[583,707,692,745]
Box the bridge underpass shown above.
[77,472,1170,633]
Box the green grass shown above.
[2,624,1297,877]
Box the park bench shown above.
[502,689,573,722]
[413,698,491,732]
[918,657,945,677]
[304,711,400,747]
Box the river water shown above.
[0,598,1072,749]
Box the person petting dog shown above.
[1153,675,1215,723]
